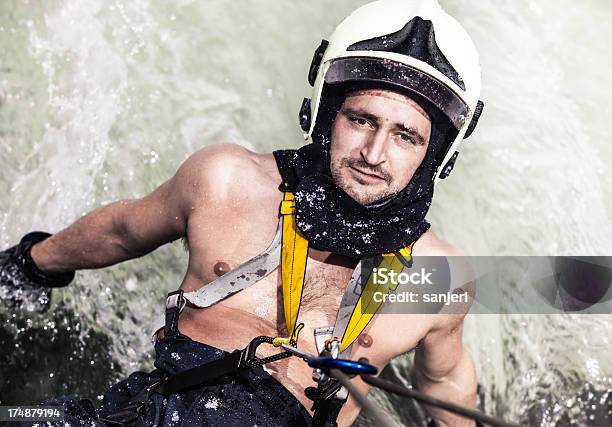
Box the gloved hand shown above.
[0,232,75,313]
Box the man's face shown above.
[329,88,432,205]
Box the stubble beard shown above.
[330,157,396,206]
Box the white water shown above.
[1,0,611,425]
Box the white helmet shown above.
[298,0,484,181]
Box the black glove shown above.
[0,232,75,313]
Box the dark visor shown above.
[325,56,469,130]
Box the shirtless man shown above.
[0,1,485,425]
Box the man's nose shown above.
[360,129,387,166]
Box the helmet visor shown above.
[325,56,469,130]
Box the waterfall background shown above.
[1,0,611,425]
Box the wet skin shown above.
[31,89,477,426]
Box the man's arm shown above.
[413,314,477,427]
[29,149,208,274]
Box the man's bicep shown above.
[128,179,188,239]
[413,244,476,378]
[414,315,466,381]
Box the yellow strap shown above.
[279,192,309,340]
[339,243,414,352]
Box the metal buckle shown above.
[166,290,185,311]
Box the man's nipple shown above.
[358,333,373,348]
[213,261,230,276]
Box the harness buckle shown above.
[323,338,341,358]
[279,200,296,215]
[98,400,146,426]
[164,290,186,338]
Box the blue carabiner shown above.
[308,357,378,376]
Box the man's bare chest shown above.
[188,245,360,336]
[179,196,433,363]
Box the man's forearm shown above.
[414,347,478,427]
[30,201,138,273]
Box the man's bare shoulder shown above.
[174,143,280,205]
[411,228,464,257]
[410,228,471,333]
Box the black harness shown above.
[99,290,341,427]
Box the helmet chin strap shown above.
[363,192,400,211]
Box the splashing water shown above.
[1,0,611,425]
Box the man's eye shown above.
[350,117,369,126]
[398,133,416,144]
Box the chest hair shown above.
[300,256,357,323]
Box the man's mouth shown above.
[349,165,386,182]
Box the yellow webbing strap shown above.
[279,192,308,344]
[339,243,414,352]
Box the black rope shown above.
[245,349,293,369]
[360,375,521,427]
